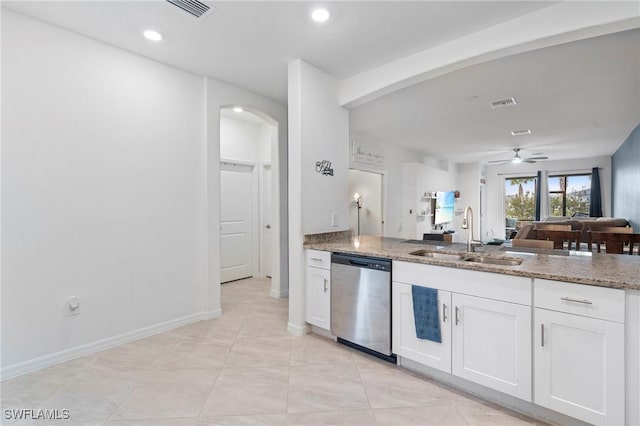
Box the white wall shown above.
[287,59,350,334]
[484,156,612,241]
[1,11,206,372]
[456,163,485,243]
[220,115,265,163]
[402,161,459,240]
[348,170,383,236]
[1,10,289,376]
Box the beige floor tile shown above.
[200,367,289,417]
[152,346,229,370]
[36,376,140,423]
[286,409,377,425]
[141,369,219,387]
[358,366,449,409]
[124,333,182,356]
[112,383,211,420]
[224,336,291,369]
[197,414,288,425]
[1,367,75,407]
[289,335,354,367]
[86,344,161,372]
[105,417,197,425]
[373,405,469,426]
[287,364,369,413]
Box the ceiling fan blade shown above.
[523,159,537,163]
[488,159,510,163]
[527,156,548,160]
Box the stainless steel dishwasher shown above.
[330,253,395,362]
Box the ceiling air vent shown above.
[166,0,214,19]
[490,97,517,109]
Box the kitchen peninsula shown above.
[303,234,640,426]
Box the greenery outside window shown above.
[504,176,537,239]
[548,174,591,217]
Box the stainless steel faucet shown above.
[461,206,483,252]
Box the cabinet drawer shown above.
[535,279,625,323]
[305,249,331,269]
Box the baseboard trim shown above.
[287,322,310,336]
[202,309,222,320]
[270,289,289,298]
[0,312,207,381]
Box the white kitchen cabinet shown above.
[392,282,452,373]
[452,293,531,401]
[392,261,532,401]
[534,280,625,426]
[305,249,331,330]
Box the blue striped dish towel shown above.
[411,286,442,343]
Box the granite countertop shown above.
[304,235,640,291]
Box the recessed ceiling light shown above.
[143,29,163,42]
[511,129,532,136]
[311,8,331,23]
[233,107,243,113]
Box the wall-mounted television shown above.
[433,191,455,225]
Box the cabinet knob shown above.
[323,278,328,292]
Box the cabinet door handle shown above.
[311,258,323,262]
[442,303,448,323]
[323,278,328,292]
[455,306,460,325]
[560,297,593,305]
[541,323,545,347]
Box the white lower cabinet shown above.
[392,261,532,401]
[452,293,531,401]
[392,283,452,372]
[305,250,331,330]
[534,280,625,426]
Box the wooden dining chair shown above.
[535,229,582,250]
[511,239,554,249]
[591,232,640,255]
[586,226,633,251]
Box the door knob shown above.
[265,224,271,229]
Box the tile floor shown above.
[1,277,546,425]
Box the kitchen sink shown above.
[463,256,523,266]
[408,250,465,261]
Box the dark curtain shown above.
[535,171,542,221]
[589,167,603,217]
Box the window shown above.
[504,176,537,238]
[548,174,591,217]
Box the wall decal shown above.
[352,140,385,167]
[316,160,334,176]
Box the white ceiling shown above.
[2,0,556,103]
[351,28,640,164]
[2,1,638,164]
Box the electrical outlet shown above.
[66,297,80,316]
[331,213,339,227]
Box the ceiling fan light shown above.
[512,157,522,164]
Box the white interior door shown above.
[220,163,254,283]
[261,164,272,277]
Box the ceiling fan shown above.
[488,148,548,165]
